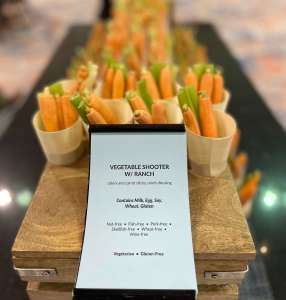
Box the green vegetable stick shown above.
[85,62,98,93]
[150,63,166,85]
[70,93,88,124]
[206,64,216,74]
[137,79,153,112]
[179,88,195,116]
[49,83,64,97]
[192,63,206,81]
[186,86,199,119]
[178,88,188,110]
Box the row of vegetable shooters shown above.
[37,61,227,129]
[35,61,261,212]
[36,61,231,173]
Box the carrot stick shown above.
[88,94,117,124]
[239,171,262,205]
[132,30,145,61]
[55,96,65,130]
[134,110,153,124]
[128,93,148,112]
[152,102,168,124]
[78,81,87,93]
[142,70,160,100]
[101,67,114,98]
[126,50,141,76]
[87,108,107,125]
[199,69,214,99]
[61,95,78,128]
[127,71,137,91]
[182,105,201,135]
[160,65,173,99]
[76,65,88,81]
[37,94,59,132]
[112,68,125,99]
[184,68,198,92]
[199,92,218,138]
[100,64,107,81]
[212,71,224,104]
[230,129,241,158]
[231,152,248,179]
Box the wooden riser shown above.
[12,158,255,287]
[27,282,239,300]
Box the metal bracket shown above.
[14,267,57,278]
[204,266,248,281]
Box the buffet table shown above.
[12,154,255,300]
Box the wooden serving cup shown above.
[186,109,237,177]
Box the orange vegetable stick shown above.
[100,64,107,80]
[79,80,87,93]
[184,68,198,92]
[239,172,262,205]
[76,65,88,81]
[87,108,107,125]
[142,71,160,100]
[212,72,224,104]
[102,67,114,98]
[230,129,241,158]
[127,71,137,91]
[231,152,248,179]
[61,95,78,128]
[132,31,145,61]
[199,69,214,99]
[182,105,201,135]
[129,94,148,112]
[89,94,117,124]
[160,65,173,99]
[134,110,153,124]
[112,68,125,99]
[55,96,65,130]
[126,51,141,76]
[38,94,59,132]
[199,93,218,138]
[152,102,167,124]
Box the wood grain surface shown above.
[13,155,255,283]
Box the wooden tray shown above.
[12,155,255,286]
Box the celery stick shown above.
[49,83,64,97]
[178,88,188,110]
[137,80,153,112]
[71,93,88,124]
[206,64,215,73]
[186,86,199,119]
[85,62,98,93]
[192,63,206,80]
[150,63,166,85]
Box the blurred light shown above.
[16,190,32,207]
[0,189,12,207]
[263,190,277,207]
[260,245,268,255]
